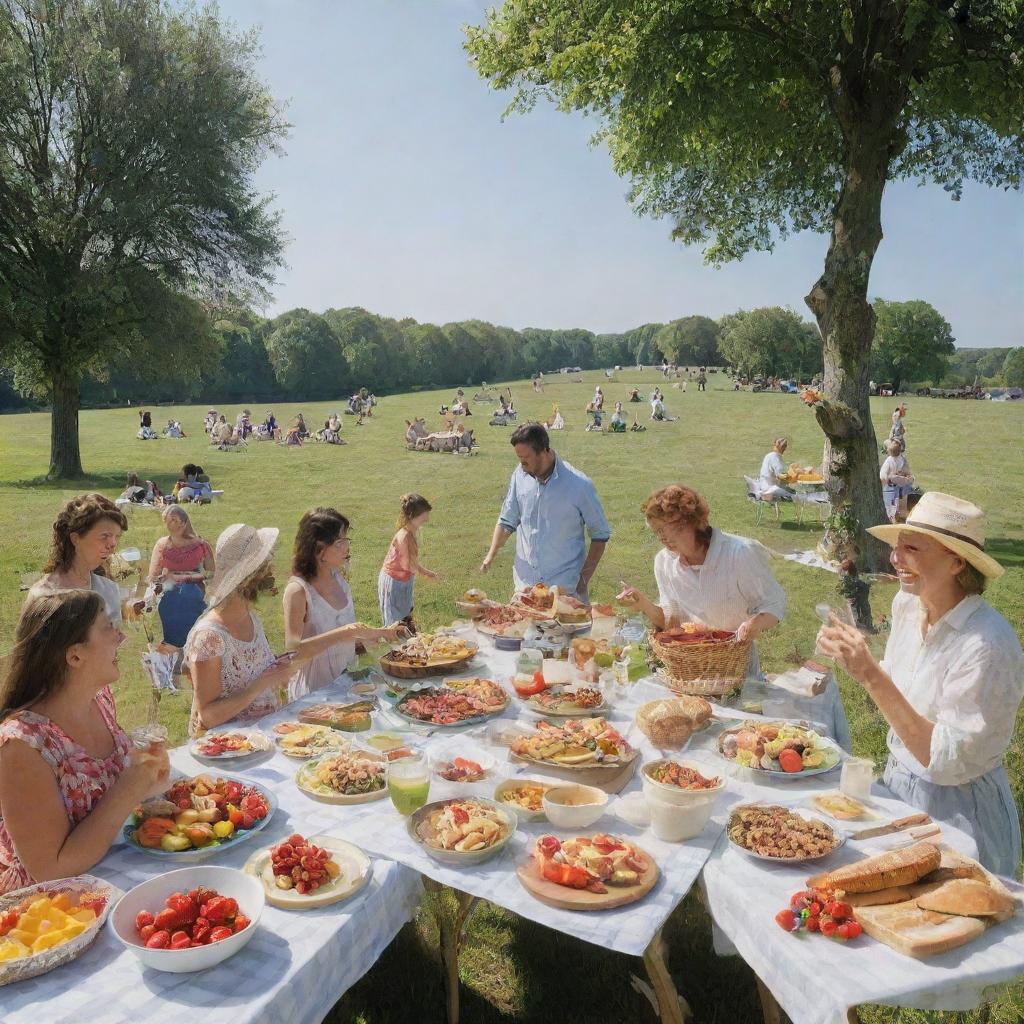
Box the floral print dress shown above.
[0,688,130,895]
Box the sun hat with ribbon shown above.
[205,524,279,607]
[867,492,1003,578]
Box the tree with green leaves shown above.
[467,2,1024,567]
[718,307,821,379]
[263,310,349,399]
[1003,348,1024,387]
[0,0,286,477]
[871,299,955,392]
[655,315,721,366]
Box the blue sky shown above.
[221,0,1023,348]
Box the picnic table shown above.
[11,625,1024,1024]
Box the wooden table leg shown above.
[755,976,788,1024]
[641,929,693,1024]
[422,877,478,1024]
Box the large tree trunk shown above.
[48,362,85,479]
[805,129,892,572]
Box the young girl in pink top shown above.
[378,494,439,631]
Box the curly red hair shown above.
[642,486,712,545]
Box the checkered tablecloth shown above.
[2,745,423,1024]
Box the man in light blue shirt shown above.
[480,422,610,600]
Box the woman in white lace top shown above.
[184,524,299,736]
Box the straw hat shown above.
[867,492,1003,579]
[206,524,279,607]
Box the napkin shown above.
[766,661,830,698]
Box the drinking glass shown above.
[388,752,430,815]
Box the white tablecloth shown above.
[701,774,1024,1024]
[3,746,423,1024]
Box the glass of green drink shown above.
[388,752,430,815]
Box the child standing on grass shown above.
[378,494,439,632]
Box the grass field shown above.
[1,370,1021,1024]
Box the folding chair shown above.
[744,476,781,526]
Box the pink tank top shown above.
[0,689,130,894]
[159,538,211,573]
[381,537,414,582]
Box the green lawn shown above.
[1,371,1021,1023]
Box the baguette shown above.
[807,842,941,894]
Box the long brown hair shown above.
[44,494,128,574]
[291,507,350,580]
[1,591,104,718]
[397,493,432,529]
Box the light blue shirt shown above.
[498,454,611,592]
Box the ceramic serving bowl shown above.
[541,784,608,829]
[111,866,263,973]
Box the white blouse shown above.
[881,590,1023,785]
[879,453,912,484]
[653,529,787,631]
[29,572,122,626]
[759,451,787,489]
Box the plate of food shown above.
[298,701,374,732]
[524,686,606,717]
[493,778,555,822]
[475,605,531,643]
[510,584,592,628]
[431,749,496,783]
[456,588,501,618]
[124,775,276,860]
[380,634,479,679]
[806,790,882,823]
[245,833,371,908]
[395,678,508,727]
[189,730,273,761]
[727,804,845,863]
[0,875,120,985]
[408,798,516,865]
[517,834,658,910]
[510,717,636,770]
[272,722,353,759]
[717,721,843,778]
[296,750,388,805]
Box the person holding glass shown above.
[816,492,1022,876]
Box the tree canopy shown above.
[0,0,287,475]
[467,1,1024,567]
[718,308,822,379]
[870,299,955,391]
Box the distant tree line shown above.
[2,298,1005,413]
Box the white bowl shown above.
[493,777,555,823]
[645,789,716,842]
[542,784,608,829]
[111,865,264,973]
[641,759,726,808]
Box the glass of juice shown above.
[388,752,430,815]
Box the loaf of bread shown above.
[844,885,916,907]
[807,842,941,894]
[915,878,1016,917]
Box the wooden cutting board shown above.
[516,846,659,911]
[509,752,639,794]
[854,846,1018,959]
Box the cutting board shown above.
[510,752,639,794]
[516,846,659,911]
[854,846,1018,959]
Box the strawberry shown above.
[191,916,211,944]
[820,919,838,938]
[774,909,797,931]
[209,926,233,943]
[241,812,256,830]
[200,896,233,923]
[287,833,305,847]
[135,910,154,931]
[165,893,199,924]
[232,915,250,933]
[844,920,862,939]
[153,907,179,931]
[170,930,190,945]
[139,924,157,942]
[145,929,171,949]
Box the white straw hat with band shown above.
[206,524,279,607]
[867,492,1003,579]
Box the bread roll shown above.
[807,842,941,893]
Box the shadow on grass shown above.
[987,537,1024,568]
[7,470,167,491]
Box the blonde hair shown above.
[162,504,198,539]
[773,436,789,450]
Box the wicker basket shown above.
[649,630,751,696]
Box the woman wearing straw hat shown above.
[183,524,301,737]
[817,493,1023,875]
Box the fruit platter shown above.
[510,717,636,770]
[409,798,516,865]
[717,720,842,778]
[524,686,606,717]
[394,677,508,726]
[493,779,554,822]
[517,834,658,911]
[379,633,478,679]
[124,775,275,860]
[189,729,272,761]
[296,750,388,805]
[272,721,352,758]
[0,875,118,985]
[245,833,371,909]
[727,804,844,862]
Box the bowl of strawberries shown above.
[111,866,264,972]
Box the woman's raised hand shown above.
[125,742,171,799]
[615,580,643,608]
[815,615,877,681]
[382,622,411,642]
